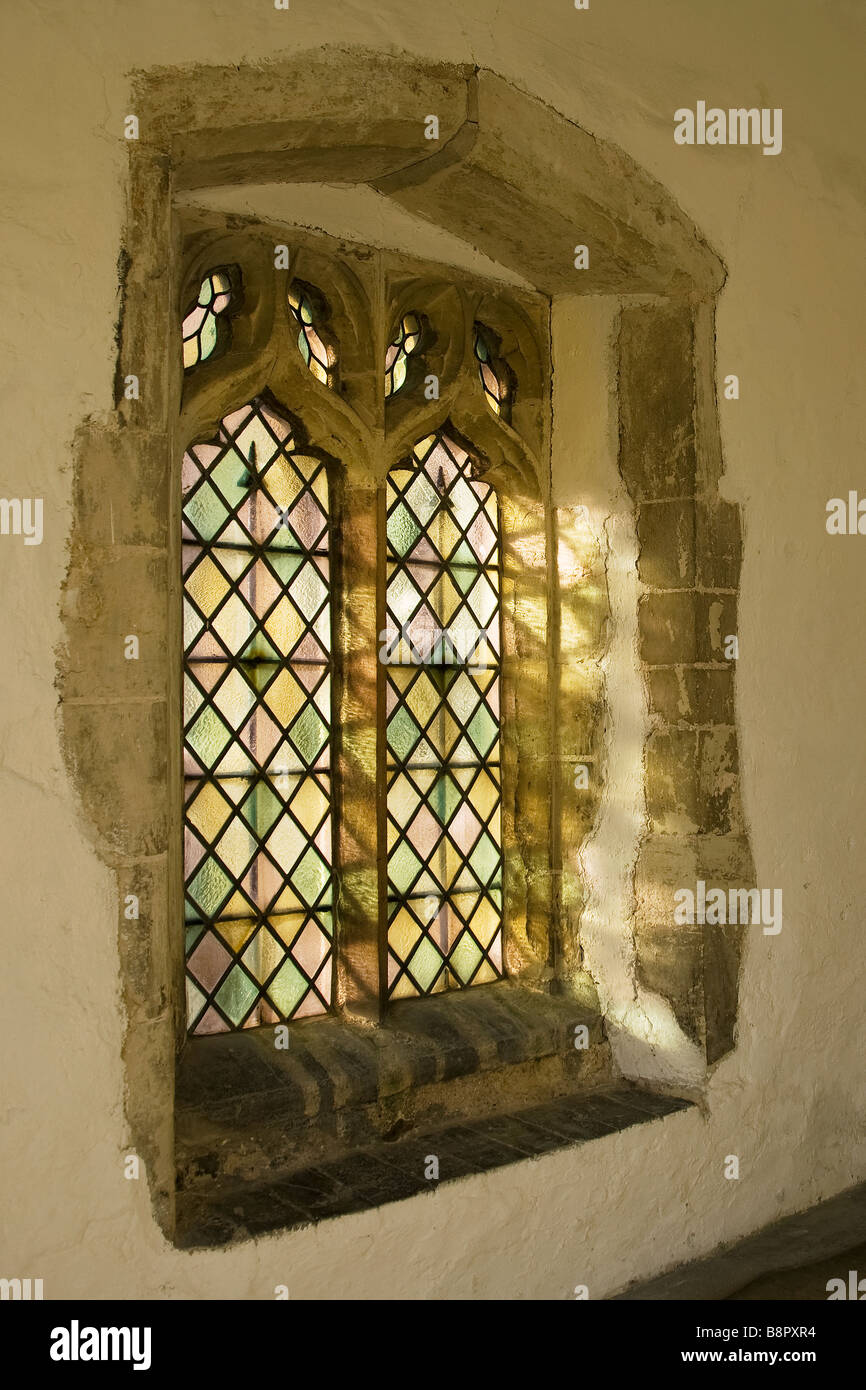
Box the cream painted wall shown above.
[1,0,863,1299]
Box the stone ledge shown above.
[176,982,612,1189]
[175,1085,693,1250]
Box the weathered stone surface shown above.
[619,305,697,501]
[645,728,700,835]
[639,591,698,665]
[60,700,168,859]
[638,499,696,588]
[72,427,169,549]
[647,666,735,727]
[696,591,739,662]
[696,499,743,590]
[698,727,742,834]
[60,545,167,702]
[633,920,704,1047]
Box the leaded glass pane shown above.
[385,430,504,998]
[182,269,233,370]
[385,312,422,397]
[288,281,337,387]
[473,322,511,418]
[182,397,334,1034]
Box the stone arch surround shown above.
[57,47,754,1234]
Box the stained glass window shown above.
[288,281,336,387]
[385,312,422,397]
[473,322,511,418]
[182,270,233,370]
[182,396,334,1034]
[383,430,504,999]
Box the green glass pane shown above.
[429,773,462,826]
[467,705,498,758]
[388,841,423,895]
[184,482,229,542]
[210,448,251,509]
[266,956,309,1016]
[387,502,421,557]
[241,782,281,837]
[239,631,281,664]
[200,313,218,361]
[451,563,480,596]
[289,703,327,764]
[187,857,232,917]
[291,845,330,907]
[407,936,444,992]
[185,924,204,954]
[187,706,233,768]
[449,932,482,985]
[215,964,259,1026]
[451,539,477,568]
[267,552,304,585]
[387,705,422,761]
[468,833,500,886]
[198,278,214,307]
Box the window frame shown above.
[175,217,556,1032]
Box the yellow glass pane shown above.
[289,776,329,834]
[466,896,499,948]
[221,889,253,921]
[431,511,459,561]
[216,919,257,953]
[211,592,256,653]
[405,672,441,729]
[187,781,234,839]
[212,667,256,731]
[260,457,302,512]
[263,596,306,655]
[472,959,499,985]
[389,968,419,1000]
[263,668,307,726]
[430,571,460,625]
[468,768,499,821]
[388,773,422,826]
[388,907,423,962]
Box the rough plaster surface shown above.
[1,0,865,1299]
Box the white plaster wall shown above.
[0,0,864,1298]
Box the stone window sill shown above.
[174,980,692,1248]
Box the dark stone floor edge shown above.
[175,1084,693,1250]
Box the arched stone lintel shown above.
[133,48,724,299]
